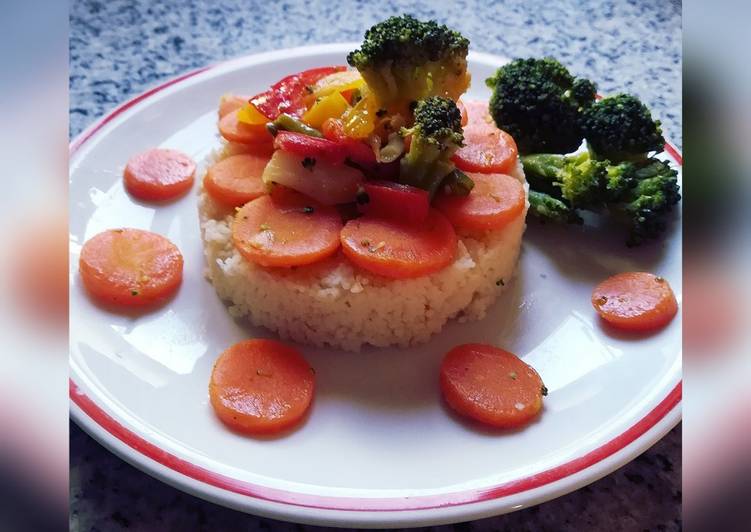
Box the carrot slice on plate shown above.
[209,339,315,435]
[123,148,196,201]
[434,172,526,232]
[592,272,678,332]
[440,343,546,429]
[340,209,457,279]
[218,110,274,146]
[452,100,518,174]
[232,191,342,267]
[203,153,270,207]
[218,94,250,118]
[79,228,183,306]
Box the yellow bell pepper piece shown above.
[312,70,364,99]
[236,102,269,125]
[302,92,350,129]
[342,92,378,139]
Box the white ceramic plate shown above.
[70,43,682,528]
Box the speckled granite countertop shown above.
[69,0,682,529]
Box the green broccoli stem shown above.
[528,190,582,224]
[521,152,611,210]
[399,138,454,197]
[520,154,567,180]
[519,154,566,199]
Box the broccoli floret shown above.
[524,152,680,244]
[604,161,639,202]
[521,152,609,209]
[582,94,665,162]
[486,57,596,154]
[399,96,465,195]
[572,78,598,104]
[346,15,470,112]
[528,190,583,224]
[618,159,681,246]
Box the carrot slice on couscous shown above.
[440,343,546,429]
[123,148,196,201]
[232,191,342,268]
[79,228,183,306]
[209,339,315,435]
[203,153,269,207]
[434,172,526,232]
[218,94,250,118]
[218,110,274,146]
[339,209,457,279]
[452,100,518,174]
[592,272,678,332]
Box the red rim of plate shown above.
[69,58,683,513]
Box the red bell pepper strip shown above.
[321,118,377,167]
[273,131,348,165]
[250,66,346,120]
[359,181,430,224]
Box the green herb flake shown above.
[301,157,316,171]
[130,290,139,296]
[509,371,517,380]
[259,223,271,231]
[302,206,315,214]
[541,385,549,397]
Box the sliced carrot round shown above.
[434,172,526,232]
[123,148,195,201]
[440,343,546,429]
[592,272,678,332]
[218,94,250,118]
[209,339,315,435]
[218,110,274,146]
[452,99,518,174]
[340,209,457,279]
[79,228,183,306]
[203,153,270,207]
[232,192,342,267]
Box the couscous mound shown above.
[199,147,527,351]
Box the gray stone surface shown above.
[69,0,682,529]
